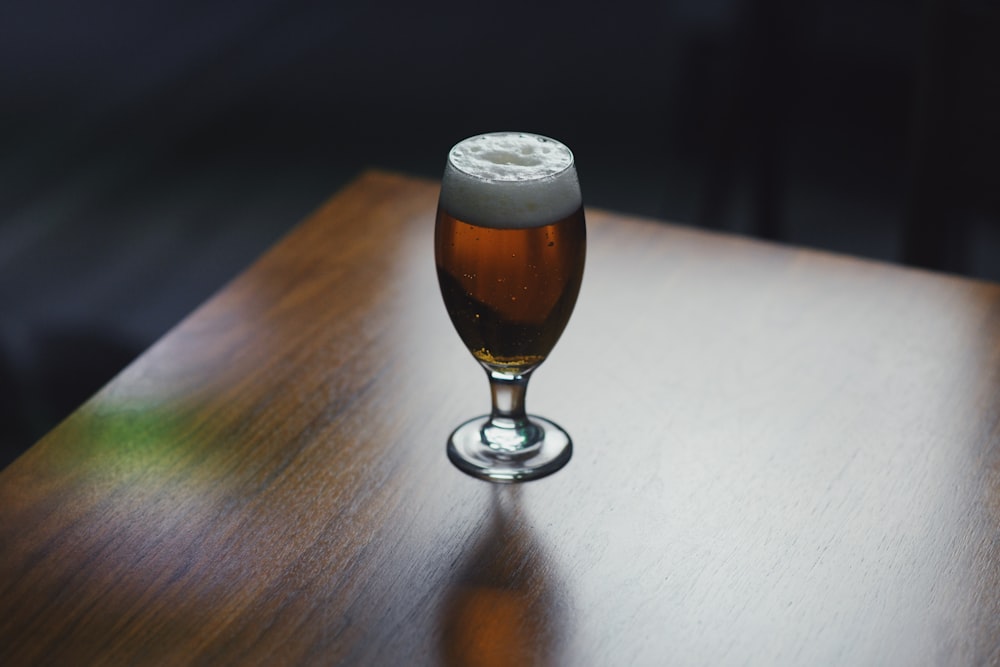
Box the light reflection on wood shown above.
[439,487,565,667]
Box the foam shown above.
[440,132,582,228]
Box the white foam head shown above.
[440,132,581,228]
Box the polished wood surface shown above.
[2,171,999,665]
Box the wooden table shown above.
[2,171,999,665]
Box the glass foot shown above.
[447,415,572,483]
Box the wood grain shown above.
[2,170,999,665]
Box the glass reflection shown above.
[439,487,567,667]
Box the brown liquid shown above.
[435,205,586,375]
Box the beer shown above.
[435,133,586,376]
[436,208,585,374]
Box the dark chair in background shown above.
[682,0,999,280]
[902,0,1000,274]
[687,0,790,240]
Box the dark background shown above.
[2,0,998,467]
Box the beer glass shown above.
[435,132,586,482]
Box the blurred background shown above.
[2,0,998,467]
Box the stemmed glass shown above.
[435,132,586,482]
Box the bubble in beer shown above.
[441,132,581,229]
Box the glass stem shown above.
[483,371,542,453]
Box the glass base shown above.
[447,415,572,483]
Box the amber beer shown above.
[435,132,586,376]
